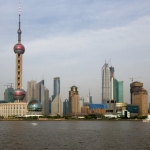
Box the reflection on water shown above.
[0,121,150,150]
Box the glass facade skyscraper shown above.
[118,81,123,103]
[110,66,115,100]
[113,78,118,101]
[35,80,44,102]
[63,99,69,116]
[79,97,84,113]
[102,62,110,101]
[102,62,124,104]
[113,79,123,103]
[53,77,60,100]
[26,80,36,103]
[4,87,14,103]
[33,80,50,115]
[51,77,62,116]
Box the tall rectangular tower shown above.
[118,81,123,103]
[110,66,114,100]
[130,82,148,116]
[102,62,110,102]
[35,80,44,102]
[63,99,69,116]
[52,77,60,100]
[26,80,36,103]
[51,77,62,116]
[69,86,79,116]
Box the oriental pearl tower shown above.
[12,6,26,102]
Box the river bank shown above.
[0,118,142,121]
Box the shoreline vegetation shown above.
[0,114,147,121]
[0,118,143,121]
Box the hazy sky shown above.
[0,0,150,104]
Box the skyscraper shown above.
[110,66,115,100]
[51,77,62,116]
[118,81,123,103]
[12,6,26,102]
[51,94,62,116]
[35,80,44,102]
[102,62,110,102]
[113,79,124,103]
[79,97,84,113]
[4,86,14,103]
[86,90,92,104]
[109,65,124,103]
[102,63,124,114]
[63,99,69,116]
[26,80,36,103]
[130,82,148,116]
[41,84,49,115]
[52,77,60,100]
[35,80,49,115]
[69,86,79,116]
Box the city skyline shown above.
[0,1,150,103]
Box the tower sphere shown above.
[13,89,26,100]
[18,29,22,34]
[14,43,25,54]
[28,100,42,112]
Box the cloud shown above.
[0,1,150,104]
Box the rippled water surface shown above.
[0,121,150,150]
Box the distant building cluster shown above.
[0,11,149,119]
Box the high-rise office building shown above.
[52,77,60,100]
[113,79,124,103]
[49,99,52,113]
[26,80,36,103]
[51,94,62,116]
[102,63,123,114]
[35,80,44,102]
[110,66,124,103]
[110,66,115,100]
[63,99,69,116]
[130,82,148,116]
[86,90,92,104]
[4,86,14,103]
[41,84,49,115]
[69,86,80,116]
[12,6,26,101]
[51,77,62,116]
[118,81,123,103]
[35,80,49,115]
[102,62,110,102]
[79,97,84,113]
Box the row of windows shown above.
[107,100,116,103]
[2,113,26,116]
[1,107,25,109]
[0,110,26,112]
[1,105,26,107]
[106,110,114,112]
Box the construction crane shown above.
[129,77,142,83]
[7,83,14,88]
[3,85,10,88]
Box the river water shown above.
[0,121,149,150]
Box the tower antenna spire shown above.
[18,2,22,44]
[19,2,21,15]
